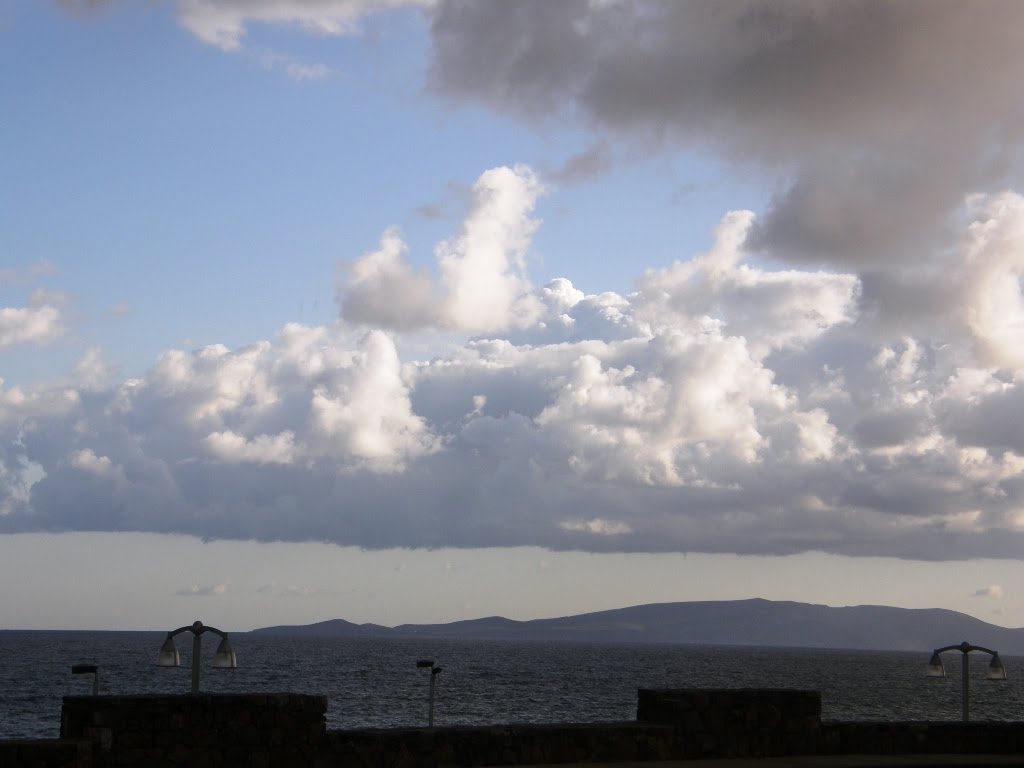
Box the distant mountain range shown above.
[251,599,1024,654]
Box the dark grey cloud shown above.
[942,386,1024,454]
[853,410,925,450]
[53,0,1024,268]
[52,0,119,15]
[545,141,614,185]
[427,0,1024,265]
[414,202,446,220]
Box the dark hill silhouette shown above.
[251,598,1024,654]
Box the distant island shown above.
[251,598,1024,654]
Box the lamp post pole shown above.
[192,627,203,695]
[927,641,1005,722]
[416,660,443,727]
[429,667,441,726]
[962,646,970,722]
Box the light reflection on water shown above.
[1,632,1022,739]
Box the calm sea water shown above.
[2,632,1023,739]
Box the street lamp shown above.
[71,664,99,695]
[416,659,443,727]
[927,640,1005,721]
[157,620,237,694]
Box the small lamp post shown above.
[927,640,1005,721]
[416,659,443,727]
[157,620,237,694]
[71,664,99,695]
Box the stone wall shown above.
[60,693,326,767]
[3,688,1024,767]
[324,721,678,768]
[0,737,92,768]
[636,688,822,758]
[820,721,1024,756]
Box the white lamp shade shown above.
[986,654,1007,680]
[157,636,180,667]
[926,652,946,677]
[212,635,237,668]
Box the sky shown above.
[2,0,1024,632]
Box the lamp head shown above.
[157,635,181,667]
[212,635,237,669]
[986,653,1007,681]
[926,651,946,677]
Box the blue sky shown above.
[2,2,767,383]
[3,1,1024,631]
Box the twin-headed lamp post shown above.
[157,620,237,694]
[927,640,1005,722]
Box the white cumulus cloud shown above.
[176,583,228,597]
[559,518,632,536]
[960,192,1024,370]
[3,191,1024,562]
[972,585,1004,599]
[0,305,64,349]
[204,430,297,465]
[176,0,432,51]
[337,165,544,334]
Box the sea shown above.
[2,632,1023,739]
